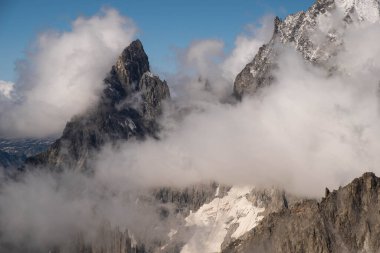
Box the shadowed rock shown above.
[233,0,380,99]
[223,172,380,253]
[26,40,170,171]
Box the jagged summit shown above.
[26,39,170,171]
[233,0,380,98]
[103,39,150,105]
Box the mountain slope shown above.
[26,40,170,171]
[234,0,380,98]
[223,172,380,253]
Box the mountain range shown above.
[1,0,380,252]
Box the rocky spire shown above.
[103,39,150,105]
[26,40,170,171]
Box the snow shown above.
[145,71,156,78]
[128,231,137,247]
[168,229,178,240]
[120,118,136,130]
[215,185,220,197]
[181,186,265,253]
[335,0,380,23]
[161,229,178,250]
[126,119,136,131]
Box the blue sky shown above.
[0,0,315,82]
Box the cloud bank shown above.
[0,8,137,138]
[2,7,380,253]
[94,20,380,197]
[167,16,274,104]
[0,170,175,252]
[0,13,277,251]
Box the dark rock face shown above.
[233,43,276,99]
[233,0,380,98]
[26,40,170,171]
[223,172,380,253]
[0,150,20,168]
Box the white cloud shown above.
[0,170,173,251]
[221,15,274,82]
[0,80,14,99]
[3,10,380,252]
[93,20,380,197]
[0,8,137,138]
[167,16,274,104]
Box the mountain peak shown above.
[233,0,380,98]
[119,39,149,71]
[121,39,144,56]
[26,39,170,171]
[108,39,150,101]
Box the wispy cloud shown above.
[94,19,380,197]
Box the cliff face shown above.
[233,0,380,98]
[223,172,380,253]
[26,40,170,171]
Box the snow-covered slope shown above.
[335,0,380,22]
[234,0,380,98]
[180,186,265,253]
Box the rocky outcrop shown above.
[26,40,170,171]
[234,0,380,98]
[223,172,380,253]
[157,186,301,253]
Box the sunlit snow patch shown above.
[181,186,265,253]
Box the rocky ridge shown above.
[223,172,380,253]
[234,0,380,98]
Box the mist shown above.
[1,6,380,252]
[0,169,182,252]
[166,15,274,104]
[0,8,137,138]
[94,20,380,197]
